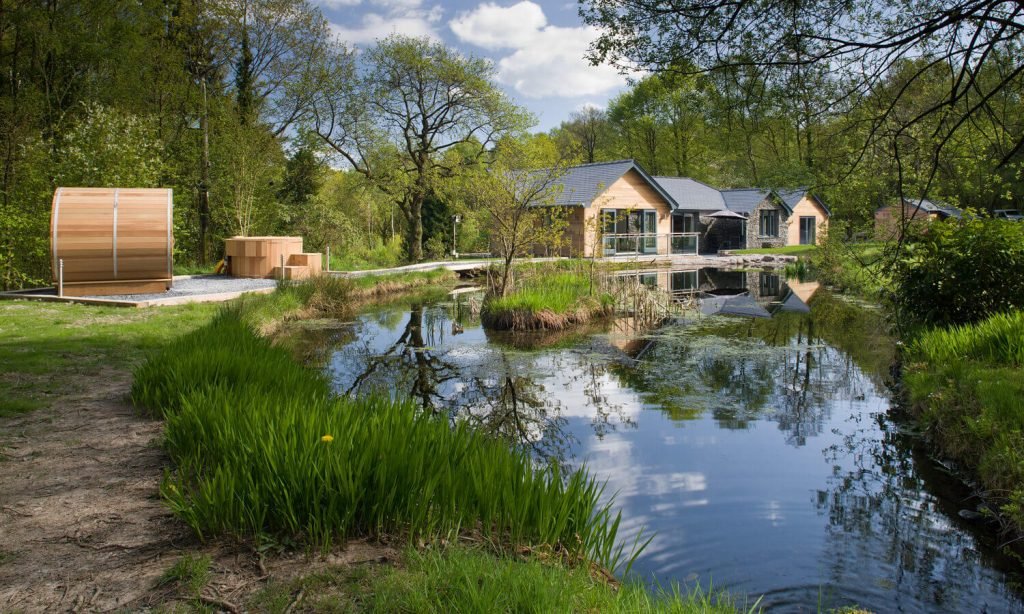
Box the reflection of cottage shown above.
[873,198,962,239]
[541,159,831,256]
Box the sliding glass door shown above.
[602,209,658,255]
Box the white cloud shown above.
[449,2,547,49]
[449,1,627,99]
[317,0,362,8]
[329,0,442,45]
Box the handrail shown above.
[599,232,700,256]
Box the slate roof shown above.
[541,159,833,218]
[777,188,833,217]
[902,198,962,219]
[652,177,724,211]
[545,159,678,208]
[719,189,771,215]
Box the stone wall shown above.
[745,198,790,249]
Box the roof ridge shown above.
[565,158,635,169]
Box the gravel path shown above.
[17,275,278,302]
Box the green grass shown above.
[348,268,457,294]
[482,267,614,330]
[248,546,743,613]
[172,261,217,276]
[131,311,636,571]
[904,310,1024,530]
[731,245,819,256]
[157,554,212,598]
[0,300,220,416]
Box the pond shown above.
[293,268,1024,612]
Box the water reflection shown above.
[311,272,1023,613]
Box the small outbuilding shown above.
[50,187,173,296]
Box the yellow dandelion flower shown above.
[321,434,334,443]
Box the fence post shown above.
[58,258,64,298]
[326,246,331,272]
[279,254,285,281]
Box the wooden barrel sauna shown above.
[50,187,173,296]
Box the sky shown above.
[314,0,631,132]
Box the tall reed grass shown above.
[909,310,1024,367]
[131,310,637,570]
[905,309,1024,532]
[482,267,614,331]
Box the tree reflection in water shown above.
[616,290,893,448]
[330,302,633,467]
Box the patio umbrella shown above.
[706,209,747,219]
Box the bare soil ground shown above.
[0,369,395,612]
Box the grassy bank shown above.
[811,241,889,295]
[731,245,818,256]
[132,309,629,566]
[904,310,1024,531]
[250,546,741,613]
[482,266,614,331]
[348,268,458,298]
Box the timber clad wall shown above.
[581,169,673,257]
[874,204,940,240]
[785,195,829,246]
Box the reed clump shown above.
[131,310,635,570]
[482,267,614,331]
[904,310,1024,532]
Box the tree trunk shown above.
[405,194,423,262]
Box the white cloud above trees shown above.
[327,0,443,44]
[449,1,627,99]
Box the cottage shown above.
[540,159,831,257]
[874,198,962,239]
[544,160,679,257]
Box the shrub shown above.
[892,216,1024,326]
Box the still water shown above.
[297,268,1023,612]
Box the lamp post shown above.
[451,214,461,259]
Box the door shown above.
[799,216,816,245]
[642,211,657,254]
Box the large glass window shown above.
[799,216,817,245]
[759,210,779,237]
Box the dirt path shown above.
[0,369,198,610]
[0,367,399,612]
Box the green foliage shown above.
[905,311,1024,531]
[55,103,165,187]
[131,309,635,570]
[157,554,212,597]
[893,217,1024,325]
[811,223,888,295]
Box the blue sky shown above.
[314,0,631,131]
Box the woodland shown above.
[1,0,1021,289]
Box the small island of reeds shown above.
[481,262,615,331]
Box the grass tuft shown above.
[483,268,614,331]
[157,554,211,597]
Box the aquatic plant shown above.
[131,311,638,571]
[482,269,614,331]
